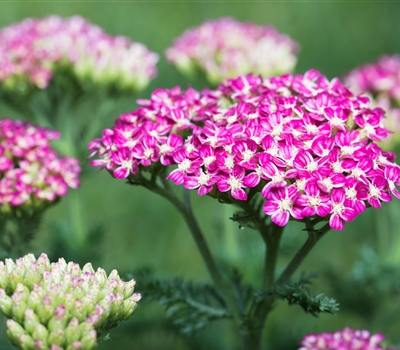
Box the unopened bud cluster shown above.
[0,118,80,214]
[166,17,299,85]
[0,15,158,94]
[0,253,141,350]
[299,327,395,350]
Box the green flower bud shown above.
[81,330,97,350]
[48,328,64,346]
[0,288,13,317]
[6,319,27,345]
[32,324,49,343]
[19,334,35,350]
[23,309,41,334]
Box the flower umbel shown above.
[89,70,400,230]
[0,15,158,94]
[298,327,393,350]
[165,17,299,85]
[0,253,141,350]
[0,118,80,213]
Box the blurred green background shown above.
[1,1,400,349]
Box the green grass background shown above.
[1,1,400,349]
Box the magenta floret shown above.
[89,70,400,230]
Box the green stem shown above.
[275,223,330,286]
[140,176,243,324]
[66,189,86,249]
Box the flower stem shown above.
[275,222,330,286]
[141,176,243,324]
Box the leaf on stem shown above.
[255,272,339,316]
[134,269,232,335]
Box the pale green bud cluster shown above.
[0,253,141,350]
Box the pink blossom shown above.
[90,69,400,231]
[165,17,299,84]
[0,118,80,208]
[299,327,391,350]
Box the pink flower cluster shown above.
[0,118,80,210]
[89,69,400,230]
[166,17,299,85]
[345,56,400,147]
[0,15,158,92]
[299,327,392,350]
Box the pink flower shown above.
[0,118,80,208]
[299,327,389,350]
[264,185,303,226]
[90,69,400,231]
[165,17,299,84]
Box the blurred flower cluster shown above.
[0,15,158,94]
[0,118,80,213]
[0,253,141,350]
[299,327,393,350]
[89,69,400,230]
[345,55,400,148]
[166,17,298,85]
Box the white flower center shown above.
[204,155,216,165]
[224,157,235,169]
[332,203,345,215]
[250,136,261,144]
[242,149,254,161]
[228,176,242,190]
[332,161,343,173]
[305,124,319,133]
[272,173,285,183]
[278,198,292,211]
[351,168,364,179]
[208,136,218,147]
[308,196,321,207]
[125,139,138,149]
[178,159,191,172]
[247,112,259,120]
[369,185,381,198]
[341,146,354,156]
[330,117,343,127]
[345,187,357,199]
[306,161,318,172]
[121,159,132,169]
[271,124,284,137]
[198,172,210,186]
[160,144,173,155]
[321,178,333,191]
[144,148,154,159]
[296,179,307,191]
[363,124,376,135]
[186,144,195,153]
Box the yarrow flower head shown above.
[0,15,158,94]
[0,118,80,213]
[0,253,141,350]
[345,55,400,148]
[89,69,400,231]
[298,327,394,350]
[165,17,299,85]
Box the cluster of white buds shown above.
[0,253,141,350]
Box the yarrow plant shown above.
[345,55,400,148]
[166,17,299,85]
[0,15,158,94]
[88,69,400,349]
[0,118,80,256]
[298,327,395,350]
[0,253,141,349]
